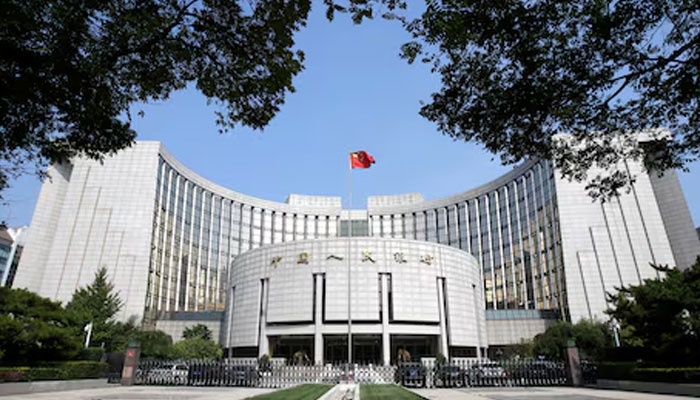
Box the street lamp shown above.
[610,318,621,348]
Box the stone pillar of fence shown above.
[258,280,270,358]
[314,274,324,365]
[565,339,583,387]
[120,346,140,386]
[422,357,435,388]
[436,278,450,359]
[380,274,391,366]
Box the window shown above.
[339,220,369,237]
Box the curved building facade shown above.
[14,141,700,356]
[223,238,485,364]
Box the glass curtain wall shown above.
[366,160,563,313]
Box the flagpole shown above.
[347,154,353,375]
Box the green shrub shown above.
[0,369,26,382]
[634,367,700,383]
[25,368,62,381]
[0,361,107,382]
[596,361,638,380]
[78,347,105,361]
[597,362,700,383]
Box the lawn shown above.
[245,384,334,400]
[360,384,425,400]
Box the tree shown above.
[130,330,176,359]
[258,354,272,372]
[327,0,700,199]
[173,337,222,360]
[0,0,311,193]
[109,316,140,353]
[495,340,534,360]
[570,320,612,361]
[533,320,611,361]
[292,349,311,366]
[0,287,81,364]
[182,324,213,341]
[606,260,700,365]
[533,321,572,361]
[66,267,124,351]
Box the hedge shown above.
[78,347,105,362]
[634,367,700,383]
[597,362,700,383]
[597,362,638,381]
[0,361,108,383]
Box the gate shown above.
[133,359,572,388]
[427,359,568,388]
[105,352,125,383]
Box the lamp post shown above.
[84,322,93,349]
[611,318,621,348]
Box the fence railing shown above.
[424,359,568,388]
[133,359,575,388]
[581,360,598,385]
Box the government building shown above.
[14,141,700,364]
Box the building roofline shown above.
[148,141,540,216]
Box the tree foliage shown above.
[533,320,611,361]
[327,0,700,199]
[130,330,175,359]
[173,337,222,360]
[182,324,213,341]
[109,316,140,353]
[606,260,700,365]
[65,267,124,351]
[0,287,81,364]
[4,0,697,199]
[492,340,533,360]
[1,0,311,192]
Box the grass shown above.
[360,384,425,400]
[245,384,334,400]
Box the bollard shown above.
[565,339,583,387]
[121,346,141,386]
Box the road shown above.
[6,386,275,400]
[5,385,689,400]
[410,387,686,400]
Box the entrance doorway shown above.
[269,336,313,365]
[390,335,438,364]
[324,335,382,365]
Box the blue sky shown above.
[2,4,699,228]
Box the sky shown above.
[2,3,699,228]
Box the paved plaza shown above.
[4,385,693,400]
[6,386,275,400]
[410,387,689,400]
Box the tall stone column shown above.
[258,279,269,359]
[566,340,583,386]
[473,283,483,361]
[436,277,449,359]
[314,273,324,365]
[381,273,391,366]
[121,346,140,386]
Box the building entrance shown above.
[324,335,382,365]
[269,336,313,364]
[390,335,438,364]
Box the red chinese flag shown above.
[350,151,376,169]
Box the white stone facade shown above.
[222,238,486,364]
[14,143,160,320]
[13,140,700,352]
[554,161,680,322]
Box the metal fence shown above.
[135,359,346,388]
[133,359,572,388]
[424,359,568,388]
[581,360,598,385]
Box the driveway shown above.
[410,387,687,400]
[6,386,275,400]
